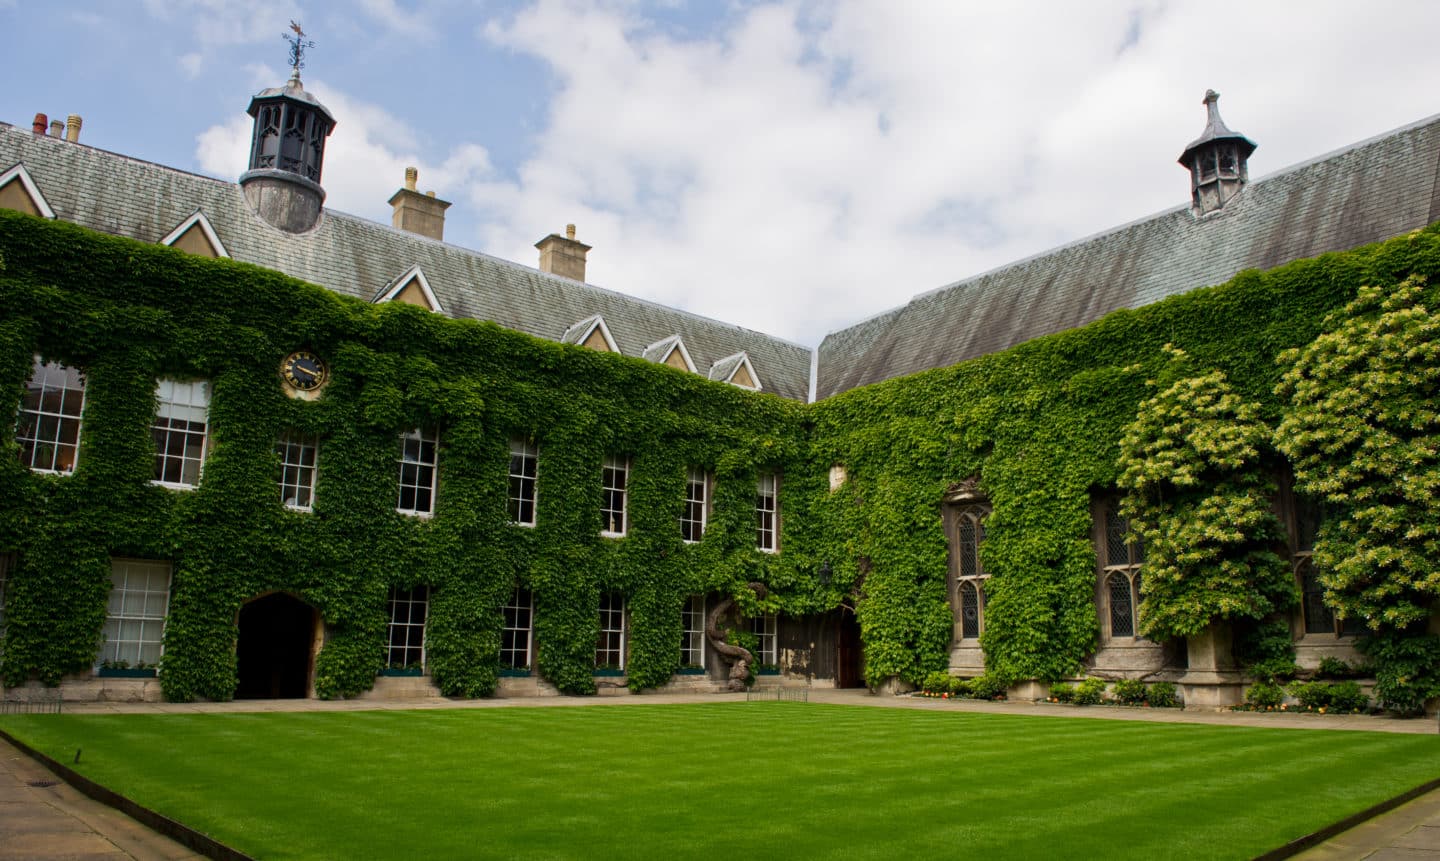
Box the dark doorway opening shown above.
[236,592,316,699]
[836,607,866,688]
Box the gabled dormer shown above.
[641,335,696,373]
[709,351,761,391]
[561,315,617,353]
[159,211,229,258]
[374,265,444,314]
[0,164,55,219]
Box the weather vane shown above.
[284,20,315,75]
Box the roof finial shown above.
[284,20,315,85]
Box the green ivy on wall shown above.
[0,210,802,699]
[2,209,1439,700]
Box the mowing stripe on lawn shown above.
[2,703,1437,860]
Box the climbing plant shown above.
[1274,275,1440,630]
[3,209,1440,700]
[1115,345,1295,640]
[0,210,802,699]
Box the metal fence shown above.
[746,687,809,702]
[0,696,63,715]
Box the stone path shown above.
[0,735,199,860]
[0,688,1436,859]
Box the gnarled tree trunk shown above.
[705,582,768,692]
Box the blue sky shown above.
[6,1,1440,345]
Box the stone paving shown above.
[0,688,1436,859]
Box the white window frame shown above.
[601,454,629,537]
[397,428,439,517]
[508,437,538,527]
[596,592,626,669]
[277,431,319,511]
[16,357,86,475]
[151,379,210,490]
[502,587,534,670]
[681,595,706,667]
[750,612,777,666]
[756,471,779,552]
[99,559,171,667]
[681,466,709,543]
[385,585,429,669]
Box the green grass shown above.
[3,703,1438,859]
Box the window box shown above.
[593,667,625,677]
[676,666,707,676]
[379,667,423,677]
[499,667,532,678]
[756,665,781,676]
[98,667,157,678]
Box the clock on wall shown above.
[281,350,328,394]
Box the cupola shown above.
[239,24,336,233]
[1178,90,1256,216]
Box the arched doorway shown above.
[235,592,318,699]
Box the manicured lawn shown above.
[3,703,1438,859]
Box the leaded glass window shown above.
[947,499,991,641]
[1100,500,1144,640]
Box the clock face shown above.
[282,350,328,392]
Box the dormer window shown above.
[561,315,618,353]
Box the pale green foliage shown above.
[1275,276,1440,631]
[1117,346,1294,639]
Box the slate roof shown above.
[0,124,813,401]
[816,112,1440,399]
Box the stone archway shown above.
[235,592,318,699]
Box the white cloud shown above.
[467,0,1440,344]
[197,0,1440,346]
[178,52,204,79]
[357,0,435,39]
[194,80,494,228]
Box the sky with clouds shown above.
[5,1,1440,346]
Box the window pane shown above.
[959,582,979,639]
[1109,572,1135,637]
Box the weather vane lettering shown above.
[284,20,315,75]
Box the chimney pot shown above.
[566,223,576,239]
[32,113,48,135]
[65,114,82,143]
[404,166,417,190]
[425,190,435,198]
[49,120,64,138]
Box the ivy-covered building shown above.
[2,71,1438,709]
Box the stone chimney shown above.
[32,113,47,135]
[1178,90,1256,216]
[388,166,452,241]
[64,114,82,143]
[535,224,591,282]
